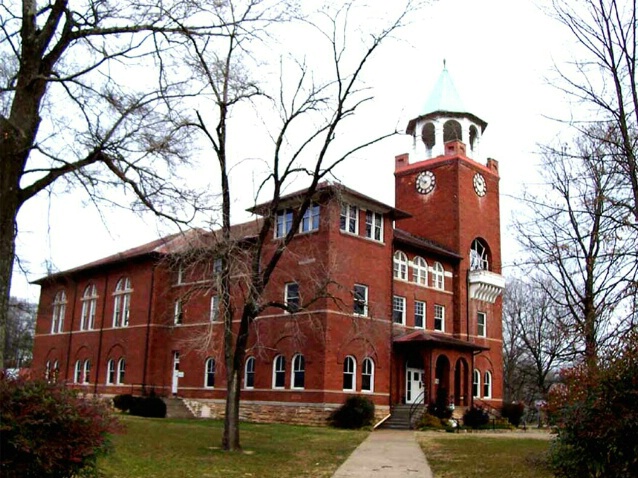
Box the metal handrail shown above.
[408,389,427,428]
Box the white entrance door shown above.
[171,352,180,395]
[406,367,425,404]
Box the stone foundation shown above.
[182,398,390,427]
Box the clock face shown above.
[473,173,487,197]
[416,171,436,194]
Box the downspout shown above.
[93,274,109,395]
[64,280,79,384]
[466,268,470,341]
[142,263,157,394]
[389,235,395,409]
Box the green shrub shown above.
[0,374,120,478]
[417,412,446,430]
[502,402,525,427]
[462,406,490,428]
[329,396,375,429]
[113,394,135,412]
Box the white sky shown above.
[12,0,576,302]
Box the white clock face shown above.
[473,173,487,197]
[416,171,436,194]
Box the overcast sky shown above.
[12,0,576,302]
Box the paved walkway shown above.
[332,429,433,477]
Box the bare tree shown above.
[0,0,238,367]
[516,134,638,368]
[4,297,35,369]
[168,0,420,451]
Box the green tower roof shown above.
[422,62,466,115]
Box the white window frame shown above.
[473,369,481,398]
[340,204,359,234]
[414,300,426,329]
[301,203,320,233]
[432,262,445,290]
[291,354,305,390]
[275,208,294,238]
[210,295,220,322]
[117,358,126,385]
[113,278,131,327]
[51,291,67,334]
[412,257,428,286]
[74,360,82,383]
[80,284,98,331]
[106,359,115,385]
[285,282,300,313]
[343,356,356,391]
[361,357,374,393]
[483,371,492,398]
[204,357,215,388]
[353,284,368,316]
[272,355,286,389]
[393,251,408,280]
[174,299,183,325]
[82,359,91,384]
[477,311,487,337]
[434,304,445,332]
[470,238,489,271]
[365,210,383,242]
[393,296,406,325]
[244,357,255,389]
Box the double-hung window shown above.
[51,291,66,334]
[434,304,445,332]
[80,284,98,331]
[432,262,445,290]
[365,211,383,241]
[361,358,374,392]
[210,295,220,322]
[477,312,487,337]
[393,251,408,280]
[273,355,286,388]
[353,284,368,316]
[204,358,215,388]
[301,203,320,232]
[340,204,358,234]
[414,300,425,328]
[276,208,294,238]
[292,354,305,389]
[412,257,428,286]
[174,300,183,325]
[113,278,131,327]
[285,282,300,312]
[244,357,255,389]
[343,356,356,391]
[393,296,406,325]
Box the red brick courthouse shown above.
[32,67,505,424]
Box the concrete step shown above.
[162,397,195,419]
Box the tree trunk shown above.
[222,366,241,451]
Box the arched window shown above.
[244,357,255,389]
[443,119,462,142]
[483,371,492,398]
[113,278,132,327]
[107,359,115,385]
[52,360,59,383]
[469,125,478,151]
[273,355,286,389]
[292,354,305,389]
[80,284,98,331]
[45,360,51,382]
[432,262,445,290]
[393,251,408,280]
[470,239,489,271]
[412,256,428,286]
[421,122,435,150]
[51,291,67,334]
[361,358,374,393]
[472,369,480,398]
[117,358,126,385]
[343,356,356,391]
[204,358,215,388]
[74,360,82,383]
[83,359,91,384]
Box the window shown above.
[210,295,220,322]
[45,360,51,382]
[470,239,489,271]
[361,357,374,392]
[204,358,215,388]
[273,355,286,389]
[244,357,255,389]
[52,360,59,383]
[414,300,425,329]
[393,251,408,280]
[434,304,445,332]
[82,359,91,384]
[340,204,358,234]
[51,291,66,334]
[107,359,115,385]
[412,257,428,286]
[393,296,406,325]
[477,312,486,337]
[432,262,445,290]
[473,369,481,398]
[74,360,82,383]
[292,354,305,389]
[353,284,368,316]
[80,284,98,331]
[301,203,320,233]
[213,258,223,275]
[365,211,383,241]
[117,358,126,385]
[285,282,300,312]
[113,278,131,327]
[343,356,356,391]
[276,208,294,238]
[174,299,183,325]
[483,371,492,398]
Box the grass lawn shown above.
[98,416,368,478]
[418,432,554,478]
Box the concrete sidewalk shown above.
[331,429,433,477]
